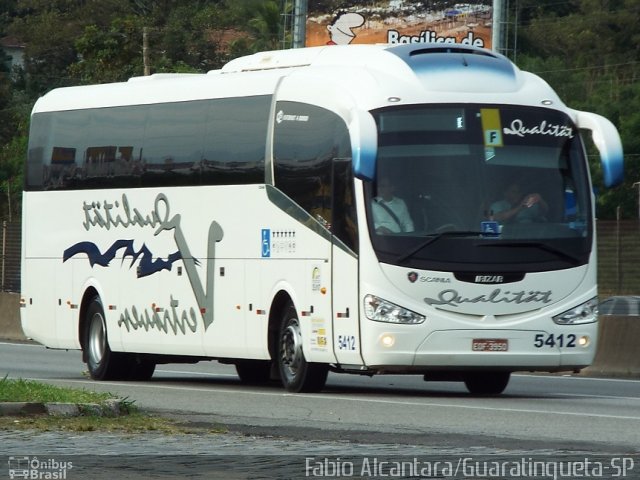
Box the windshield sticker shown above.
[480,108,503,147]
[503,119,574,139]
[480,221,500,236]
[484,147,496,162]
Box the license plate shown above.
[472,338,508,352]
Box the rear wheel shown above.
[84,296,126,380]
[278,303,328,393]
[464,371,511,395]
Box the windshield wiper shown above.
[478,241,582,265]
[397,231,484,264]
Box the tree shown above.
[0,51,13,146]
[146,2,228,73]
[0,133,26,221]
[70,17,143,83]
[515,0,640,218]
[10,4,92,94]
[226,0,286,54]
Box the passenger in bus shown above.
[490,181,548,224]
[372,177,414,234]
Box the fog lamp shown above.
[578,335,590,347]
[380,334,395,348]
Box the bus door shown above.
[331,159,365,367]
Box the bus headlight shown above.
[553,297,598,325]
[363,294,425,324]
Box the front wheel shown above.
[278,303,328,393]
[464,371,511,395]
[84,296,126,380]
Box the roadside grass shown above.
[0,376,225,434]
[0,376,114,404]
[0,413,221,433]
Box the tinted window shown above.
[366,104,592,272]
[86,106,147,189]
[26,95,271,190]
[140,102,206,187]
[273,101,356,250]
[202,96,271,185]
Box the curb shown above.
[0,399,125,417]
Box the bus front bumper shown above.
[361,327,597,372]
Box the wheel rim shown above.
[280,318,303,378]
[88,312,106,366]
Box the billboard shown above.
[306,1,493,50]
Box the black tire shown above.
[235,360,271,384]
[84,296,126,380]
[277,303,328,393]
[464,371,511,395]
[127,355,156,381]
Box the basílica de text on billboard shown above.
[306,1,493,49]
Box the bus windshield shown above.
[365,104,592,272]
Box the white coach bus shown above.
[21,44,623,394]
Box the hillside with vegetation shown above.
[0,0,638,221]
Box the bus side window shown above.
[273,101,353,245]
[332,158,358,253]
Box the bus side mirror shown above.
[574,110,624,188]
[349,110,378,181]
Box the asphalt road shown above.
[2,340,639,456]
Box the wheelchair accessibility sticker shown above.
[261,229,271,258]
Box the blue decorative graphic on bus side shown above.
[63,240,182,278]
[597,137,624,188]
[352,144,377,181]
[601,149,624,187]
[574,110,624,187]
[261,229,271,257]
[350,110,378,181]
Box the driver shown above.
[490,181,548,224]
[372,177,414,234]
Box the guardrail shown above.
[584,314,640,377]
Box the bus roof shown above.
[32,44,563,115]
